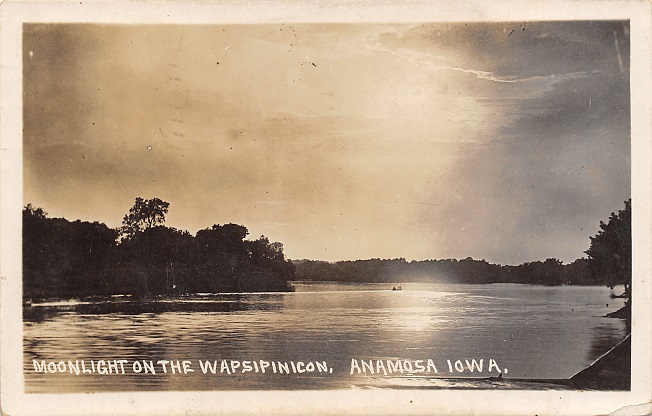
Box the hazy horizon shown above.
[22,196,628,266]
[23,21,630,265]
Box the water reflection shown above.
[24,293,285,321]
[23,283,628,392]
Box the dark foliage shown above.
[585,199,631,297]
[24,198,632,299]
[294,257,598,286]
[294,202,632,290]
[23,200,295,300]
[23,204,118,299]
[119,197,170,242]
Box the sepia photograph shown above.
[1,1,651,415]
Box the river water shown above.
[23,282,628,392]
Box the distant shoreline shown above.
[293,257,606,286]
[23,280,628,305]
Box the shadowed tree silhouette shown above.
[23,204,118,299]
[585,199,632,298]
[24,203,47,219]
[119,197,170,242]
[23,199,296,298]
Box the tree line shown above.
[23,198,631,302]
[295,199,632,296]
[294,257,594,285]
[23,198,295,300]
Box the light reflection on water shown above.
[23,283,628,392]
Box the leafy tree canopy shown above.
[24,203,47,219]
[585,199,631,297]
[119,197,170,242]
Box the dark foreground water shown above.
[23,282,628,392]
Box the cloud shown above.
[379,21,629,78]
[421,67,629,264]
[23,22,630,263]
[434,66,517,83]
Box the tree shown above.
[585,199,631,297]
[119,197,170,242]
[244,235,295,290]
[24,203,47,219]
[23,205,118,299]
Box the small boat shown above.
[392,286,402,291]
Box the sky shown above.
[22,21,630,265]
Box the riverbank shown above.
[568,333,631,390]
[363,334,631,391]
[606,300,631,319]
